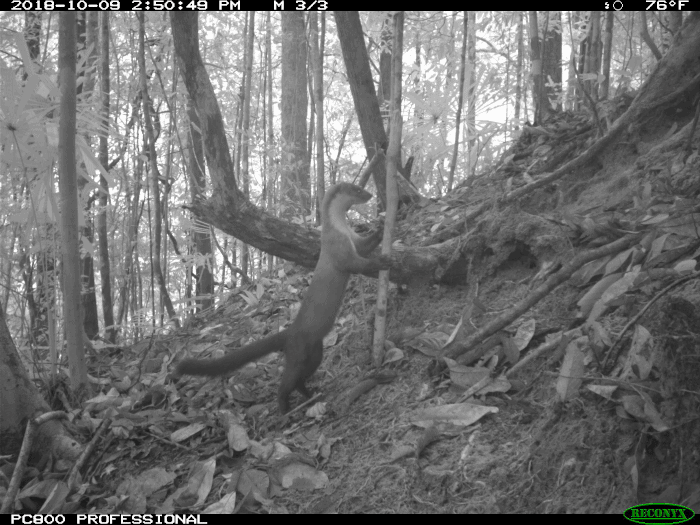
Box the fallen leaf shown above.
[171,422,206,443]
[513,319,536,351]
[203,492,237,514]
[556,344,584,401]
[411,403,498,427]
[278,463,329,490]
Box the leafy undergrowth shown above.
[10,101,700,514]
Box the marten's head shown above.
[324,183,373,214]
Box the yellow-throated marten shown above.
[176,183,391,413]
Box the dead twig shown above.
[276,393,324,428]
[67,417,112,489]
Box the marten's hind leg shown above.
[294,340,323,398]
[278,337,323,413]
[277,334,323,414]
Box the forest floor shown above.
[36,96,700,514]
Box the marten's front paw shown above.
[375,254,392,270]
[370,227,383,242]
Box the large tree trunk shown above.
[280,12,310,216]
[170,14,344,268]
[333,11,388,204]
[0,302,81,461]
[168,13,461,284]
[333,11,421,207]
[58,12,87,389]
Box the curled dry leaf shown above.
[202,492,237,514]
[621,395,645,419]
[316,434,341,461]
[248,439,274,460]
[605,247,634,275]
[306,402,327,418]
[620,325,653,381]
[322,329,338,347]
[237,469,270,503]
[586,384,618,400]
[513,319,536,351]
[674,259,696,273]
[227,422,249,452]
[443,358,490,389]
[577,273,622,319]
[586,267,640,323]
[409,332,449,357]
[278,462,329,490]
[382,347,405,365]
[571,255,611,285]
[184,458,216,507]
[556,344,584,402]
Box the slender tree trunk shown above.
[411,25,422,172]
[161,64,176,300]
[586,11,601,101]
[528,11,542,124]
[379,14,392,112]
[573,11,587,109]
[307,86,314,213]
[447,12,467,192]
[240,11,255,277]
[58,12,87,389]
[97,12,115,342]
[331,115,352,186]
[309,11,325,219]
[515,11,524,127]
[373,11,402,367]
[640,12,662,61]
[600,11,614,100]
[187,100,213,311]
[137,13,177,325]
[265,11,275,274]
[117,152,143,337]
[466,11,476,177]
[567,13,579,110]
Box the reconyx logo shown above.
[624,503,695,524]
